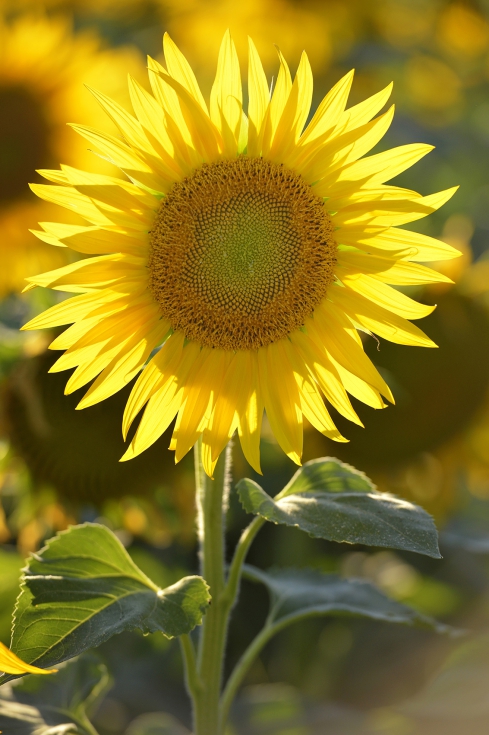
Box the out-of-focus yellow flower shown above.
[0,640,56,675]
[161,0,332,77]
[426,214,473,293]
[0,0,154,14]
[374,0,437,49]
[405,54,461,113]
[0,12,145,296]
[437,3,489,59]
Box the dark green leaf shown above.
[0,653,110,735]
[244,566,450,633]
[1,523,210,682]
[0,549,23,644]
[238,458,440,558]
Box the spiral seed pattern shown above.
[149,157,337,350]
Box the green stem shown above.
[221,516,266,610]
[75,713,101,735]
[179,634,202,704]
[193,437,232,735]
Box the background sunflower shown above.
[0,10,146,296]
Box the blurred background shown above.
[2,0,489,733]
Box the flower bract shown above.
[24,31,460,476]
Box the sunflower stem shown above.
[221,515,266,608]
[192,437,232,735]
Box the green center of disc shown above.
[186,190,299,313]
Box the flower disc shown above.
[149,157,337,351]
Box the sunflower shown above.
[23,32,460,477]
[0,12,145,295]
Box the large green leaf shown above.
[1,523,209,682]
[0,653,110,735]
[244,566,450,633]
[238,458,440,557]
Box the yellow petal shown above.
[25,254,143,293]
[123,332,189,438]
[329,356,386,409]
[207,352,248,464]
[258,340,302,464]
[157,70,222,162]
[172,349,232,463]
[77,319,170,409]
[333,197,435,228]
[237,351,264,474]
[29,184,113,227]
[358,227,462,262]
[289,349,347,441]
[164,32,208,113]
[122,382,183,461]
[69,124,151,173]
[37,168,70,184]
[0,642,57,676]
[337,250,453,285]
[210,30,242,155]
[291,330,362,425]
[331,285,437,347]
[46,225,147,257]
[128,74,185,176]
[86,85,157,155]
[147,55,200,169]
[300,69,354,146]
[70,124,169,193]
[74,184,156,219]
[247,37,269,157]
[261,47,292,155]
[341,274,435,319]
[311,303,394,401]
[315,143,434,196]
[22,290,121,331]
[303,105,395,183]
[270,51,313,159]
[339,82,393,133]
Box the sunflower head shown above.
[23,31,460,477]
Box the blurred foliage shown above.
[2,0,489,733]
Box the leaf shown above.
[1,524,210,683]
[244,566,450,633]
[237,457,440,558]
[0,549,23,644]
[0,653,110,735]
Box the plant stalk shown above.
[192,438,232,735]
